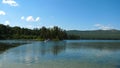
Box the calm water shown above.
[0,40,120,68]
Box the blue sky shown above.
[0,0,120,30]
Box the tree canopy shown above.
[0,24,68,40]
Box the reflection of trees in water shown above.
[9,41,67,64]
[0,43,22,54]
[1,41,120,65]
[52,43,66,55]
[40,42,46,56]
[0,41,67,64]
[41,41,66,56]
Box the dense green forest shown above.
[67,30,120,40]
[0,24,68,40]
[0,24,120,40]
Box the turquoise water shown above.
[0,40,120,68]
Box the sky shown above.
[0,0,120,30]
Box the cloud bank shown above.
[2,0,19,6]
[94,24,113,30]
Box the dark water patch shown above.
[116,65,120,68]
[0,42,28,54]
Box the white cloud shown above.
[0,11,6,15]
[21,16,25,20]
[2,0,19,6]
[4,20,10,25]
[26,16,35,22]
[21,16,40,22]
[94,24,113,30]
[35,17,40,21]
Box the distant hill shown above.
[67,30,120,40]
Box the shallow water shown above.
[0,40,120,68]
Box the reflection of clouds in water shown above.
[34,56,39,62]
[24,44,34,65]
[95,50,111,57]
[24,56,32,65]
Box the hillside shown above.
[67,30,120,40]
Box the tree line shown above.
[1,24,120,40]
[0,24,78,40]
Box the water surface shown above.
[0,40,120,68]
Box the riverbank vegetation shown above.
[0,24,69,40]
[0,24,120,40]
